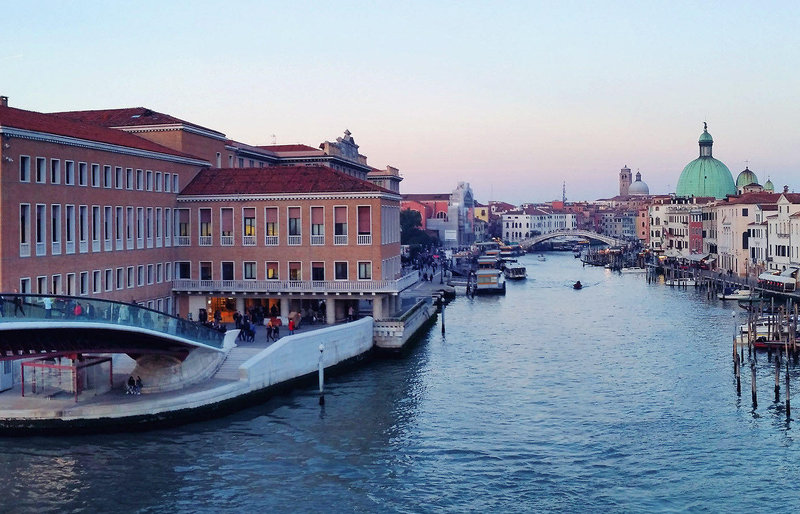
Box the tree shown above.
[400,208,436,246]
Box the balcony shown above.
[357,234,372,245]
[220,235,234,246]
[242,235,256,246]
[173,272,419,295]
[175,236,191,246]
[265,236,279,246]
[334,234,348,245]
[311,235,324,245]
[287,235,301,246]
[199,236,212,246]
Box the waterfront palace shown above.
[0,96,406,324]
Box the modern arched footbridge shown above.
[0,294,225,361]
[519,230,627,250]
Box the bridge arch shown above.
[519,230,626,251]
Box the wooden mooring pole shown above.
[775,357,781,402]
[751,362,758,409]
[735,352,741,395]
[787,360,791,420]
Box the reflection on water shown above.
[3,253,800,512]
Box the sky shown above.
[2,1,800,204]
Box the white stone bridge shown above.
[519,230,626,251]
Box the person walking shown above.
[13,290,24,317]
[288,318,295,335]
[42,296,53,318]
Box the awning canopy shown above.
[685,253,710,262]
[758,273,796,285]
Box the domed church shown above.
[675,123,736,199]
[628,171,650,195]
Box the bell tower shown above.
[619,165,632,196]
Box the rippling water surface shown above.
[3,253,800,512]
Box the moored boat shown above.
[665,277,696,287]
[717,287,760,301]
[475,269,507,294]
[620,267,646,274]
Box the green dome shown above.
[676,157,736,199]
[675,124,735,199]
[764,179,774,192]
[736,167,759,188]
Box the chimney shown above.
[784,185,789,194]
[0,96,7,107]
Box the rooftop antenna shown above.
[562,181,567,203]
[744,159,750,169]
[271,134,277,145]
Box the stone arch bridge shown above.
[519,230,626,251]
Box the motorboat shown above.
[537,255,547,262]
[665,278,696,287]
[620,267,646,274]
[717,287,760,301]
[503,262,527,280]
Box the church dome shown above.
[736,167,759,188]
[675,124,736,199]
[628,171,650,195]
[764,178,774,192]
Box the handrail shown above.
[0,293,225,349]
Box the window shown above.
[115,206,123,245]
[92,206,100,246]
[266,262,278,280]
[51,204,61,254]
[115,167,123,189]
[265,207,278,244]
[65,205,75,252]
[164,173,171,193]
[742,208,749,216]
[20,277,31,295]
[93,270,101,293]
[221,208,233,245]
[165,262,172,281]
[105,269,113,292]
[79,205,88,248]
[311,206,324,244]
[52,159,62,184]
[104,165,112,188]
[91,164,100,187]
[175,261,192,279]
[37,276,47,294]
[136,169,143,190]
[126,168,133,190]
[78,162,87,186]
[116,268,124,290]
[199,208,212,245]
[126,206,134,244]
[35,204,46,254]
[127,266,134,288]
[137,265,144,286]
[155,171,162,192]
[357,206,371,244]
[312,262,325,281]
[147,264,154,284]
[136,207,144,245]
[289,262,301,281]
[156,263,163,283]
[146,170,153,191]
[200,261,212,281]
[334,262,348,280]
[67,162,76,185]
[216,152,222,167]
[172,174,179,193]
[334,206,347,244]
[52,274,62,295]
[288,206,301,245]
[35,158,46,183]
[243,207,256,236]
[20,203,30,247]
[243,261,256,280]
[221,261,234,281]
[80,271,88,295]
[19,155,30,182]
[358,262,372,280]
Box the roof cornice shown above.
[177,191,401,203]
[0,126,211,166]
[115,123,227,141]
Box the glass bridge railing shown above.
[0,293,225,350]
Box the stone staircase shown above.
[213,346,265,381]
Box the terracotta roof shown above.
[402,193,450,202]
[758,204,779,211]
[723,192,782,205]
[0,105,205,161]
[256,144,321,153]
[180,166,393,196]
[51,107,224,136]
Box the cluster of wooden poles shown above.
[734,299,799,420]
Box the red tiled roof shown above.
[723,192,782,205]
[180,166,393,196]
[51,107,225,136]
[0,106,205,161]
[256,144,321,153]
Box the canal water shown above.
[3,253,800,512]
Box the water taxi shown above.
[503,262,527,280]
[537,255,547,262]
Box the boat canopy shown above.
[758,273,796,285]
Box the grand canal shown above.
[3,252,800,512]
